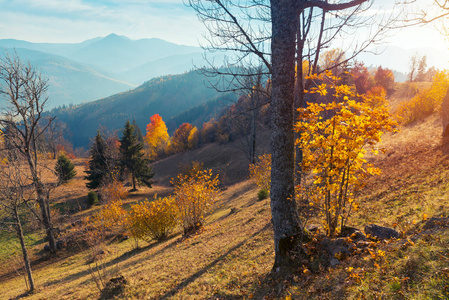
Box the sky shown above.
[0,0,205,46]
[0,0,447,51]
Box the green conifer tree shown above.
[132,119,144,143]
[120,120,154,191]
[55,154,77,183]
[85,131,111,189]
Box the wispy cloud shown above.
[0,0,204,45]
[15,0,97,13]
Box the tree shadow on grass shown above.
[9,289,37,300]
[158,222,272,300]
[42,234,180,289]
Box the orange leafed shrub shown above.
[395,71,449,124]
[98,180,129,203]
[200,119,219,144]
[173,169,220,234]
[249,154,271,194]
[363,86,387,108]
[127,196,178,242]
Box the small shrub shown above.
[87,191,99,207]
[395,71,449,124]
[249,154,271,194]
[98,180,129,203]
[55,154,76,183]
[127,196,178,241]
[101,199,126,230]
[257,189,269,200]
[173,169,220,234]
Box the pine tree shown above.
[85,131,112,189]
[55,154,76,183]
[132,119,144,143]
[120,120,154,191]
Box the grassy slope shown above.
[1,83,449,299]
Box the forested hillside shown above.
[51,70,234,148]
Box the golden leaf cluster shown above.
[248,154,271,194]
[101,199,126,229]
[145,114,199,159]
[173,169,220,233]
[127,196,178,242]
[296,76,396,236]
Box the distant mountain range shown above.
[0,34,212,108]
[2,34,446,110]
[7,48,135,108]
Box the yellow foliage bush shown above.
[396,71,449,124]
[248,154,271,194]
[101,199,126,230]
[173,169,220,234]
[127,196,178,242]
[296,75,396,236]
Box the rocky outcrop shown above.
[100,276,127,300]
[423,217,449,230]
[365,224,400,240]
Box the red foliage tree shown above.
[374,66,395,94]
[351,61,373,95]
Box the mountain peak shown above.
[104,33,129,41]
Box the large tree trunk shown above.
[14,206,35,292]
[295,19,305,186]
[270,0,303,271]
[132,172,137,191]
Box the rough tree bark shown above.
[270,0,303,270]
[269,0,368,271]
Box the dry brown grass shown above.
[355,113,449,232]
[0,178,274,299]
[0,137,275,299]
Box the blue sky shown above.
[0,0,447,52]
[0,0,205,45]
